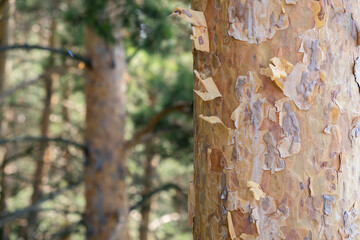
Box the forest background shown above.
[0,0,193,239]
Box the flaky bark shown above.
[84,29,128,240]
[191,0,360,239]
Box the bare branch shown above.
[0,136,86,151]
[0,147,34,170]
[0,182,185,227]
[126,47,141,64]
[0,44,91,68]
[0,180,82,226]
[0,75,44,103]
[149,213,184,231]
[50,219,83,240]
[130,183,187,211]
[126,103,192,149]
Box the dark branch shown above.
[0,75,44,103]
[0,182,185,227]
[0,180,82,226]
[0,147,35,171]
[126,47,141,64]
[126,103,191,149]
[130,183,187,211]
[50,219,83,240]
[0,44,91,68]
[0,136,86,151]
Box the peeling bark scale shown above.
[189,0,360,239]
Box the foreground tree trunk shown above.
[84,28,128,240]
[192,1,360,239]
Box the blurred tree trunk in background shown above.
[139,144,155,240]
[61,80,70,123]
[0,0,13,239]
[192,0,360,239]
[0,0,9,95]
[27,17,57,239]
[0,0,9,236]
[84,27,129,239]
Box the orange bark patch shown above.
[229,210,258,237]
[187,182,195,226]
[312,1,326,29]
[209,148,227,172]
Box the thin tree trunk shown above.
[84,28,129,240]
[61,80,70,124]
[0,0,9,94]
[0,1,13,239]
[139,144,155,240]
[0,147,8,240]
[27,18,57,239]
[60,71,71,240]
[192,1,360,239]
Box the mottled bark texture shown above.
[191,0,360,239]
[84,28,129,240]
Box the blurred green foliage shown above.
[1,0,194,239]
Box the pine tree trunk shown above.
[191,0,360,239]
[0,148,8,240]
[27,18,57,239]
[0,0,9,94]
[0,1,12,239]
[139,144,155,240]
[84,28,129,240]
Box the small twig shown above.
[130,183,187,211]
[0,180,82,226]
[50,219,84,240]
[0,75,44,103]
[0,44,91,68]
[5,147,34,162]
[126,47,141,64]
[126,103,191,149]
[0,136,86,151]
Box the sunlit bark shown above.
[192,0,360,239]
